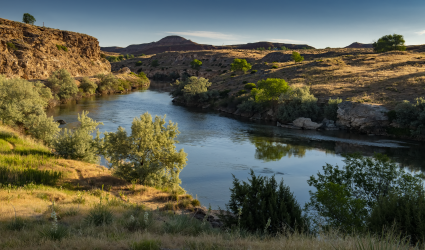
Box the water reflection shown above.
[250,137,309,161]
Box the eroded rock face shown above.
[337,101,389,132]
[293,117,322,130]
[0,18,110,79]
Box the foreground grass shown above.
[0,125,420,249]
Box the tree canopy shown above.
[373,34,406,53]
[22,13,36,25]
[291,51,304,64]
[230,59,252,73]
[251,78,290,102]
[190,59,202,69]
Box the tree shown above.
[324,97,342,121]
[22,13,36,25]
[151,60,159,67]
[101,112,187,189]
[45,69,79,101]
[230,59,252,73]
[171,76,212,102]
[219,169,308,234]
[190,59,202,69]
[52,111,103,163]
[251,78,291,102]
[305,153,424,233]
[291,51,304,64]
[79,77,98,94]
[373,34,406,53]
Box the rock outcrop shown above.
[337,101,389,132]
[0,17,110,79]
[292,117,322,130]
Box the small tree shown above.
[277,86,321,122]
[22,13,36,25]
[324,97,342,121]
[230,59,252,73]
[252,78,291,102]
[101,112,187,188]
[373,34,406,53]
[291,51,304,64]
[190,59,202,69]
[45,69,78,101]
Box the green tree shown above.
[22,13,36,25]
[305,153,424,233]
[101,112,187,188]
[291,51,304,64]
[277,86,321,122]
[172,76,212,102]
[373,34,406,53]
[52,111,103,163]
[219,169,308,234]
[230,59,252,73]
[45,69,78,101]
[324,97,342,121]
[244,82,256,90]
[24,113,60,144]
[281,46,288,51]
[190,59,202,69]
[251,78,291,102]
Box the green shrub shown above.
[22,13,36,25]
[230,59,252,73]
[394,97,425,135]
[252,78,291,102]
[219,169,307,234]
[305,153,424,234]
[171,76,212,102]
[0,167,62,186]
[6,42,17,50]
[324,97,342,121]
[277,86,321,122]
[106,56,119,62]
[151,60,159,67]
[100,53,106,58]
[130,239,161,250]
[136,61,143,66]
[56,44,68,52]
[79,77,97,94]
[52,111,103,164]
[244,82,256,90]
[291,51,304,64]
[24,113,60,144]
[190,59,202,69]
[191,199,201,207]
[237,89,247,96]
[46,69,78,100]
[271,65,278,69]
[85,203,113,226]
[237,99,265,113]
[281,46,288,51]
[39,224,68,241]
[95,74,120,93]
[219,89,230,98]
[373,34,406,53]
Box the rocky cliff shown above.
[0,17,110,79]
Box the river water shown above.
[46,89,425,209]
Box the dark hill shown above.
[345,42,373,49]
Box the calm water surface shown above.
[47,89,425,209]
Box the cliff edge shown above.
[0,17,110,79]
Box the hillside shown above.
[345,42,373,48]
[0,17,110,79]
[101,35,314,55]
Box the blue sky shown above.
[1,0,424,48]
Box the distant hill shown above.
[101,36,315,55]
[345,42,373,49]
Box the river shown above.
[46,89,425,209]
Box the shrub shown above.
[6,42,17,50]
[281,46,288,50]
[22,13,36,25]
[271,65,278,69]
[277,86,321,122]
[244,82,256,90]
[190,59,202,69]
[85,204,113,226]
[291,51,304,64]
[6,217,26,231]
[100,53,106,58]
[191,199,201,207]
[219,169,307,234]
[52,111,103,163]
[56,44,68,52]
[324,97,342,121]
[252,78,291,102]
[151,60,159,67]
[394,97,425,135]
[373,34,406,53]
[135,61,143,66]
[172,76,212,102]
[118,55,124,61]
[230,59,252,73]
[101,112,187,188]
[237,99,265,113]
[106,56,119,62]
[79,77,97,94]
[95,74,120,93]
[250,70,257,74]
[130,240,161,250]
[46,69,78,100]
[305,153,424,234]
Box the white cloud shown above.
[415,30,425,35]
[166,31,237,40]
[268,38,307,44]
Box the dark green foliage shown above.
[219,89,231,98]
[22,13,36,25]
[237,89,247,96]
[237,99,265,114]
[373,34,406,53]
[130,239,161,250]
[277,87,321,122]
[79,77,97,94]
[118,55,124,61]
[46,69,78,100]
[305,153,424,234]
[191,199,201,207]
[386,110,397,123]
[39,224,68,241]
[56,44,68,52]
[0,167,62,186]
[219,170,307,235]
[123,211,153,232]
[291,52,304,64]
[6,42,17,50]
[125,54,135,59]
[281,46,288,51]
[190,59,202,69]
[151,60,159,67]
[324,97,342,121]
[244,83,256,90]
[394,98,425,135]
[251,70,257,74]
[106,56,120,62]
[85,204,113,226]
[271,65,278,69]
[6,217,26,231]
[100,53,106,58]
[136,61,143,66]
[230,59,252,73]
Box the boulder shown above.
[321,118,339,130]
[337,101,389,132]
[292,117,322,130]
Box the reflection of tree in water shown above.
[250,137,310,162]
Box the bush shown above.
[324,97,342,121]
[52,111,103,163]
[271,65,278,69]
[305,153,424,234]
[252,78,291,102]
[101,112,187,188]
[394,97,425,135]
[95,74,121,93]
[291,51,304,64]
[56,44,68,52]
[130,240,161,250]
[230,59,252,73]
[171,76,213,102]
[277,86,321,122]
[373,34,406,53]
[135,61,143,66]
[46,69,78,101]
[219,169,307,234]
[79,77,97,94]
[85,203,113,226]
[151,60,159,67]
[106,56,120,62]
[191,199,201,207]
[24,113,60,144]
[251,70,257,74]
[6,217,26,231]
[244,82,256,90]
[237,99,265,114]
[190,59,202,69]
[6,42,17,50]
[22,13,36,25]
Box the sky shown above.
[1,0,424,49]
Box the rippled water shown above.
[46,89,425,209]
